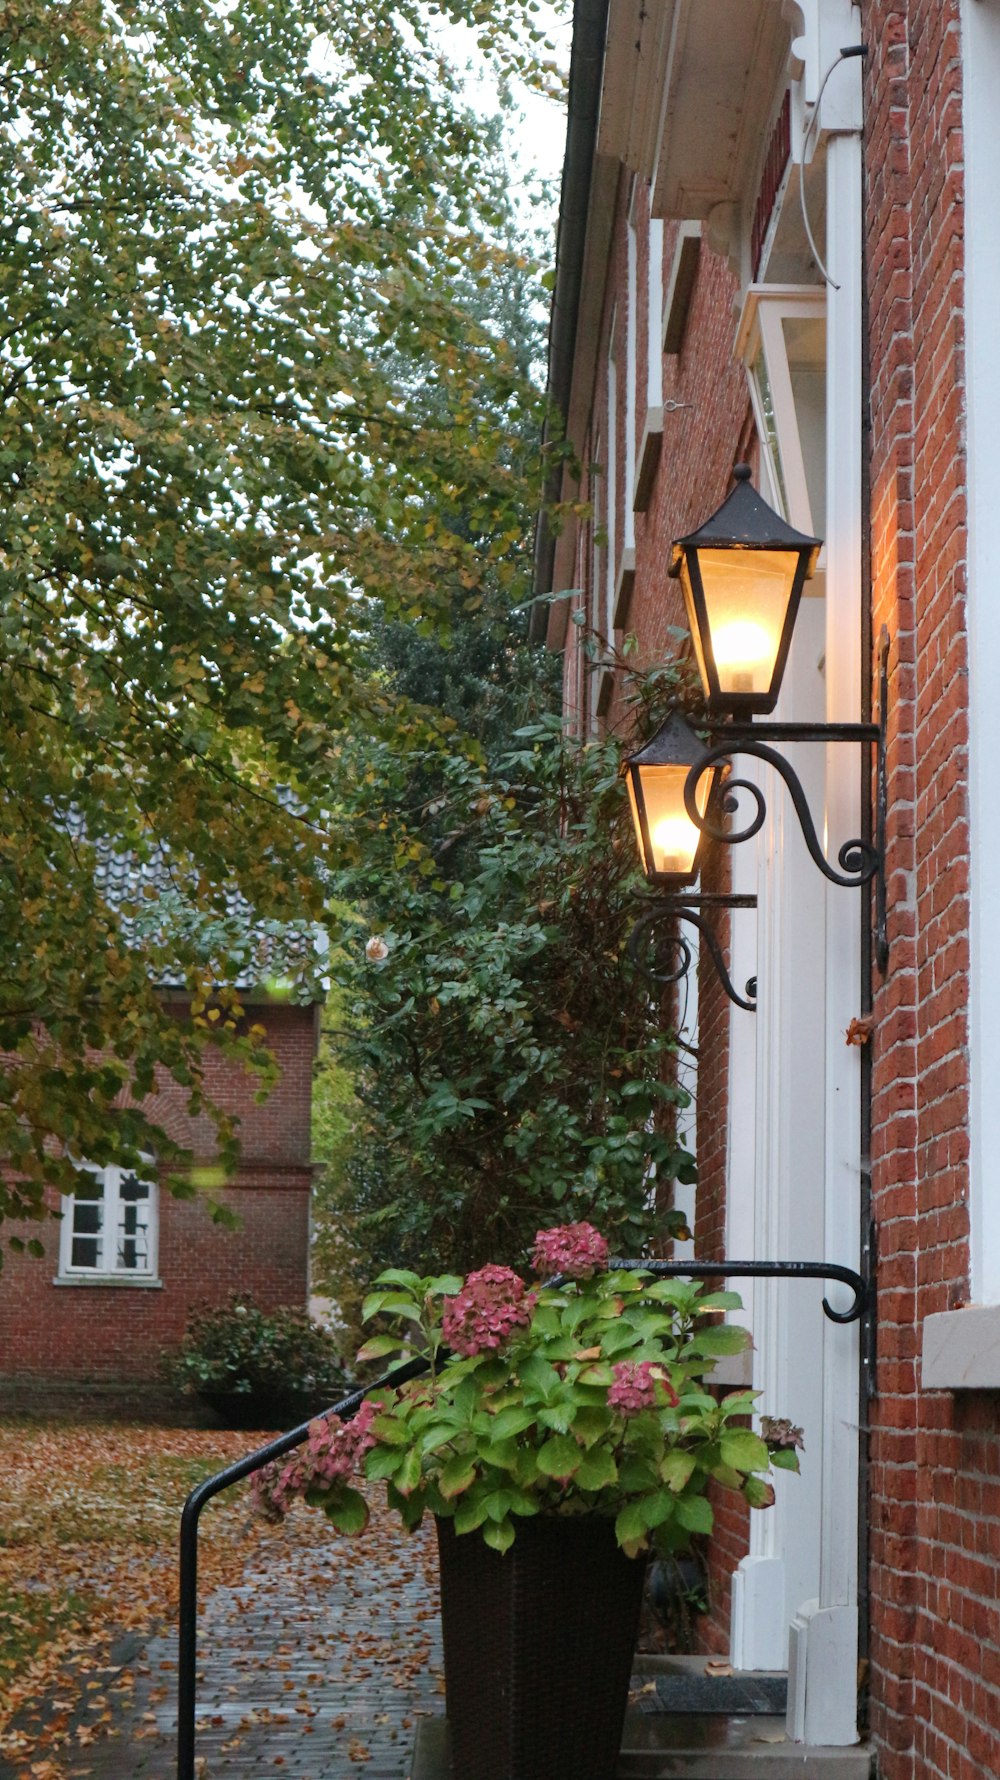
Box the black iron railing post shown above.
[176,1359,430,1780]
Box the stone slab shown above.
[412,1711,874,1780]
[921,1302,1000,1389]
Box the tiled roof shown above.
[86,836,327,1001]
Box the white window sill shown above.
[53,1274,163,1290]
[921,1304,1000,1389]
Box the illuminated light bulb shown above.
[651,814,699,874]
[710,618,777,692]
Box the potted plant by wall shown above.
[252,1224,800,1780]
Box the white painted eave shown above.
[650,0,791,221]
[596,0,675,176]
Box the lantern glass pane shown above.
[629,763,711,879]
[695,547,798,698]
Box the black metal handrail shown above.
[176,1353,431,1780]
[175,1258,866,1779]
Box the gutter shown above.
[529,0,610,644]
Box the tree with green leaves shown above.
[0,0,560,1238]
[316,709,697,1288]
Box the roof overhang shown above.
[532,0,793,645]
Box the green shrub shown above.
[166,1296,350,1428]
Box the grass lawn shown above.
[0,1419,270,1757]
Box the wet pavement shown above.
[0,1503,443,1780]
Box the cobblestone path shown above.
[0,1501,443,1780]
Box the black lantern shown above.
[669,464,821,716]
[623,712,721,887]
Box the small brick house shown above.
[0,869,321,1412]
[536,2,1000,1775]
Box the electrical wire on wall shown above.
[797,43,868,290]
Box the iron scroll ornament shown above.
[683,735,879,889]
[628,895,758,1012]
[676,625,890,972]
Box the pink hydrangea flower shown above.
[608,1360,676,1416]
[250,1400,378,1521]
[532,1222,609,1279]
[441,1264,535,1357]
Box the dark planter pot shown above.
[436,1514,646,1780]
[196,1387,338,1430]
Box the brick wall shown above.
[862,2,999,1775]
[0,999,318,1388]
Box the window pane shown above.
[71,1235,100,1268]
[70,1185,104,1269]
[115,1174,151,1271]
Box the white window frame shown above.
[734,284,826,537]
[57,1161,160,1284]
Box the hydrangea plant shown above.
[253,1223,802,1556]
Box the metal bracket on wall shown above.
[628,892,758,1012]
[860,1214,878,1399]
[681,625,890,972]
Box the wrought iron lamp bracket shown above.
[683,627,890,971]
[629,892,759,1012]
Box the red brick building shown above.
[0,968,320,1408]
[535,2,998,1773]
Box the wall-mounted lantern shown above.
[670,465,821,716]
[623,712,722,886]
[625,466,889,1006]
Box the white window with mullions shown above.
[58,1162,158,1282]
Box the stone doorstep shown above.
[412,1712,875,1780]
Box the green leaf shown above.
[475,1438,519,1471]
[684,1324,750,1358]
[769,1447,801,1472]
[660,1450,697,1493]
[355,1335,403,1363]
[481,1488,514,1522]
[453,1496,490,1535]
[640,1488,679,1531]
[323,1487,369,1535]
[371,1414,410,1446]
[395,1448,423,1496]
[536,1435,582,1478]
[488,1406,535,1441]
[744,1475,776,1509]
[362,1292,424,1322]
[573,1447,618,1491]
[538,1402,576,1435]
[719,1430,770,1473]
[519,1354,562,1404]
[614,1501,648,1547]
[570,1405,613,1446]
[439,1456,478,1499]
[675,1494,714,1536]
[576,1364,614,1387]
[364,1445,405,1482]
[482,1517,515,1554]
